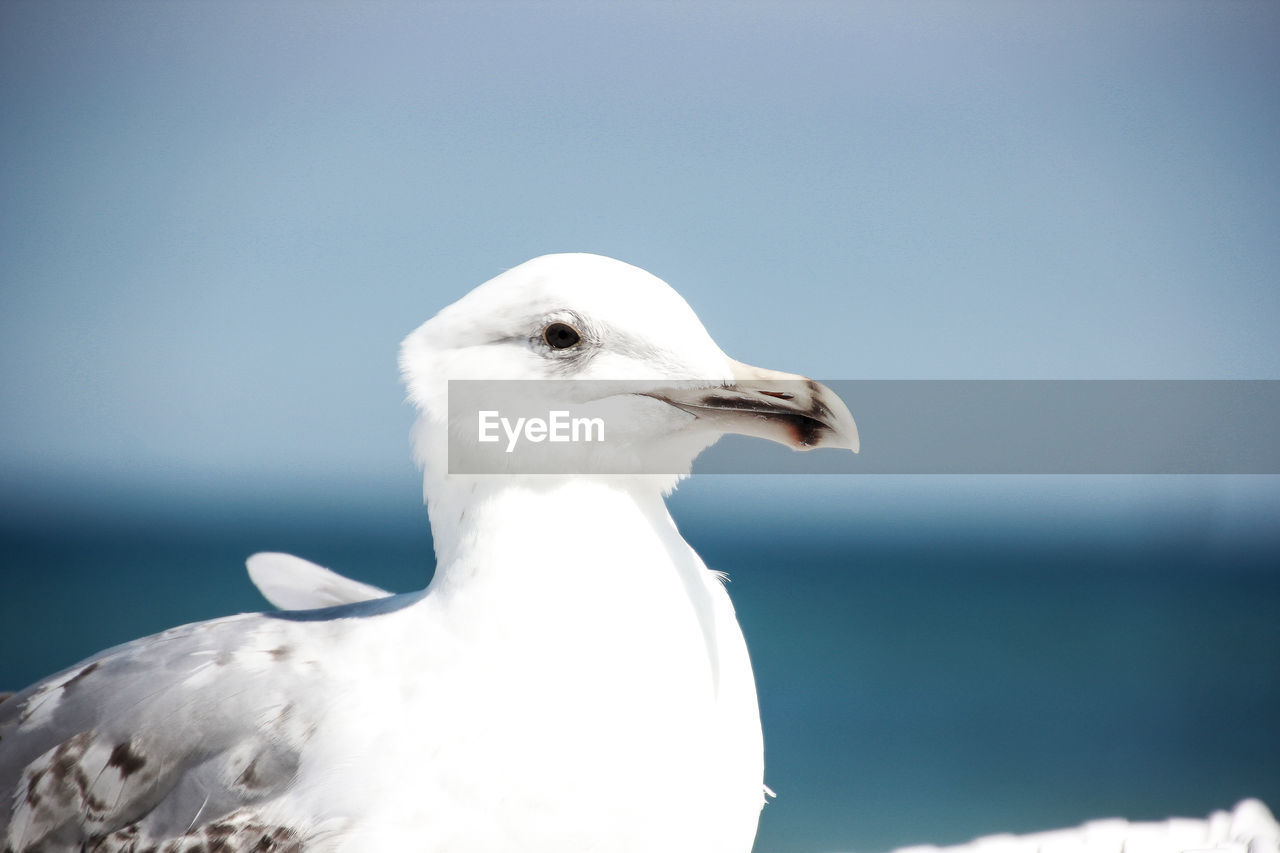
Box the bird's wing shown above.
[246,552,390,610]
[0,611,336,851]
[892,800,1279,853]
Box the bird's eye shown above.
[543,322,581,350]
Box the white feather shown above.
[246,552,390,610]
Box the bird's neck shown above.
[416,472,730,710]
[424,474,689,588]
[412,413,695,591]
[411,430,742,741]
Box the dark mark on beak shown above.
[643,368,858,453]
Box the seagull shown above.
[0,253,860,852]
[5,254,1274,853]
[245,562,1280,853]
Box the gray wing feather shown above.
[0,612,328,851]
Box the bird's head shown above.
[400,253,857,486]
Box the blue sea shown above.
[1,476,1277,852]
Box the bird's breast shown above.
[317,503,763,852]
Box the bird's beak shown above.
[646,360,859,453]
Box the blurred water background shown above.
[3,2,1278,851]
[2,476,1277,852]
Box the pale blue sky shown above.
[2,1,1278,506]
